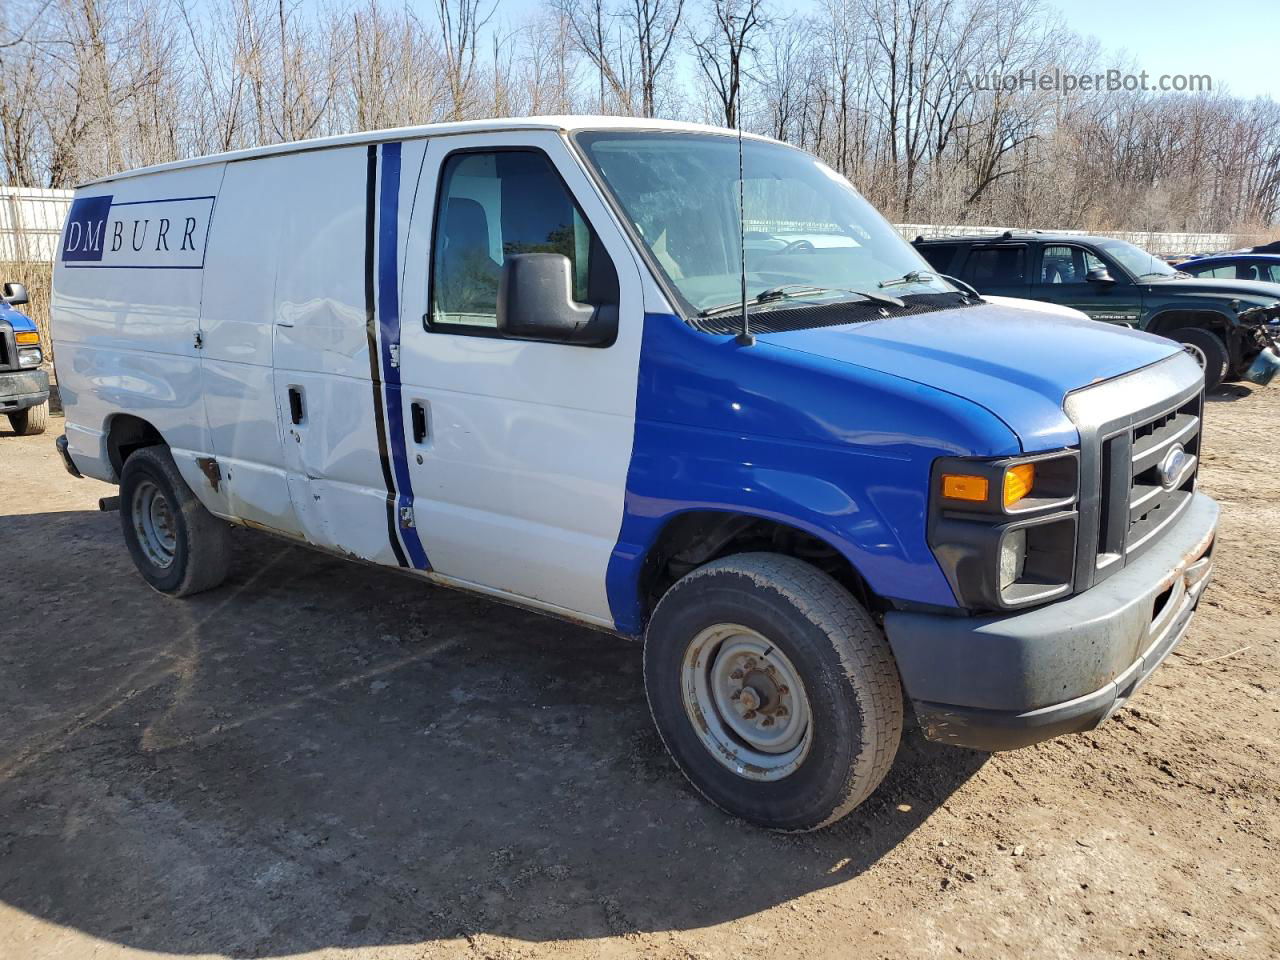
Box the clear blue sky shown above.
[1043,0,1274,99]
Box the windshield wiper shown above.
[882,269,982,301]
[698,284,905,318]
[879,269,938,288]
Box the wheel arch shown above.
[628,508,884,635]
[1145,308,1231,338]
[104,413,166,480]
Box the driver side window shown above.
[1041,244,1107,284]
[428,149,618,332]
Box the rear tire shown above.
[643,553,903,832]
[1169,327,1228,391]
[8,400,48,435]
[119,445,232,596]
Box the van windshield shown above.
[574,131,952,314]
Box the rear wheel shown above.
[119,445,232,596]
[8,400,48,435]
[644,553,903,831]
[1169,327,1229,391]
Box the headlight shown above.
[18,346,42,367]
[929,451,1079,611]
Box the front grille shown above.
[1125,395,1202,557]
[1064,351,1205,593]
[0,326,13,371]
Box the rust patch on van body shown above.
[195,456,222,492]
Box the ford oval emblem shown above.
[1158,443,1189,490]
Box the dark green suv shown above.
[915,232,1280,389]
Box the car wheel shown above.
[8,400,48,435]
[644,552,903,831]
[119,445,232,596]
[1169,327,1229,391]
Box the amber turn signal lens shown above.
[941,473,989,502]
[1003,463,1036,506]
[14,331,39,345]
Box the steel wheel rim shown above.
[132,480,177,569]
[681,624,812,781]
[1183,342,1207,369]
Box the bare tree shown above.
[623,0,684,116]
[690,0,769,128]
[555,0,636,112]
[0,0,1277,240]
[436,0,495,120]
[520,9,582,114]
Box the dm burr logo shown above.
[61,194,215,269]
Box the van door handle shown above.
[288,387,304,425]
[411,401,427,443]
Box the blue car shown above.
[1176,253,1280,284]
[0,281,50,435]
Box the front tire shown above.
[8,400,48,435]
[1170,327,1229,391]
[644,553,903,832]
[119,445,232,596]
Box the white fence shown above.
[0,186,74,261]
[0,186,1254,262]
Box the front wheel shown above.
[119,445,232,596]
[1169,327,1229,391]
[644,553,903,831]
[8,400,48,435]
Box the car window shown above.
[917,244,958,273]
[429,149,617,330]
[1188,264,1236,279]
[964,246,1026,285]
[1233,261,1267,282]
[1041,244,1108,283]
[1092,237,1174,279]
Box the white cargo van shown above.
[52,117,1217,831]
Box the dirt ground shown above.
[1,383,1276,960]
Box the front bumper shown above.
[0,368,49,413]
[885,492,1218,750]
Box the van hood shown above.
[757,301,1182,451]
[0,300,36,332]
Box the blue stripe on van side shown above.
[364,145,408,568]
[377,142,430,571]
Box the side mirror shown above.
[2,281,29,306]
[1085,267,1114,284]
[496,253,617,347]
